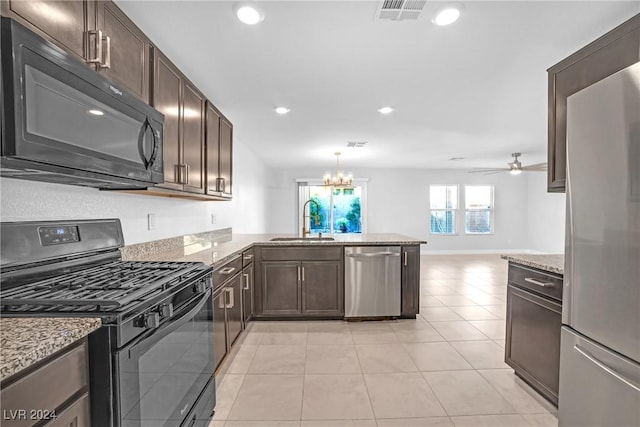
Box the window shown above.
[465,185,494,234]
[429,185,458,234]
[298,183,365,235]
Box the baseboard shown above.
[420,249,544,255]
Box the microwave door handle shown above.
[125,289,211,358]
[146,119,159,169]
[137,118,151,168]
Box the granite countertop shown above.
[501,254,565,275]
[122,233,426,267]
[0,318,101,382]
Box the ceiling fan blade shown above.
[523,162,548,171]
[482,170,507,175]
[468,168,508,174]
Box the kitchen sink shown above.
[270,237,335,242]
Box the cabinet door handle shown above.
[243,273,250,290]
[301,266,305,282]
[243,254,254,262]
[184,164,191,185]
[101,35,111,69]
[219,266,235,275]
[174,164,181,184]
[404,251,408,266]
[226,288,234,308]
[218,292,225,309]
[297,265,301,282]
[86,30,103,65]
[216,177,226,193]
[524,277,554,287]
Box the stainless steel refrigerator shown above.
[559,61,640,426]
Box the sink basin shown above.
[270,237,335,242]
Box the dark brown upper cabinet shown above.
[205,103,233,199]
[219,117,233,198]
[2,0,234,201]
[547,14,640,192]
[1,0,151,103]
[154,50,182,191]
[92,1,151,103]
[152,49,205,195]
[1,0,89,60]
[181,81,206,194]
[205,103,221,195]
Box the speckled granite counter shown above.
[0,318,101,382]
[501,254,564,275]
[122,233,426,267]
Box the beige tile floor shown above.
[209,255,557,427]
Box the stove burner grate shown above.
[0,260,202,308]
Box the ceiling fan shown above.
[469,153,547,175]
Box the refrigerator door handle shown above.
[574,344,640,392]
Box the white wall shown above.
[0,139,269,244]
[526,173,566,253]
[267,167,541,253]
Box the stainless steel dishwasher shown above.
[344,246,401,318]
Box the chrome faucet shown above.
[302,199,320,238]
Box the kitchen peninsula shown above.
[122,230,425,370]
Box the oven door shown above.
[117,289,214,427]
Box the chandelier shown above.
[323,152,353,188]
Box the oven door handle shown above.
[125,289,212,358]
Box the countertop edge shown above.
[123,233,426,267]
[1,317,102,382]
[501,254,564,275]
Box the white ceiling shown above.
[116,1,639,170]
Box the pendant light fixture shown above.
[323,152,353,188]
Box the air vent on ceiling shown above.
[376,0,427,21]
[449,157,465,161]
[347,141,368,148]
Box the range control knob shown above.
[144,312,160,329]
[194,280,208,294]
[159,303,174,318]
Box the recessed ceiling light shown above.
[275,107,290,115]
[87,109,104,116]
[377,106,394,115]
[234,4,264,25]
[432,5,462,26]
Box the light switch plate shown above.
[211,214,217,225]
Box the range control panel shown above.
[38,226,80,246]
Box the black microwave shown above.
[0,18,164,189]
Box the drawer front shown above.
[260,246,342,261]
[508,263,563,301]
[213,255,242,289]
[506,284,562,405]
[1,341,88,427]
[45,393,90,427]
[242,248,254,266]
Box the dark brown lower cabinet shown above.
[257,259,344,318]
[301,261,343,316]
[242,262,254,325]
[0,339,91,427]
[213,287,227,371]
[261,262,302,315]
[505,284,562,405]
[225,275,243,348]
[401,245,420,318]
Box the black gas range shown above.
[0,219,216,427]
